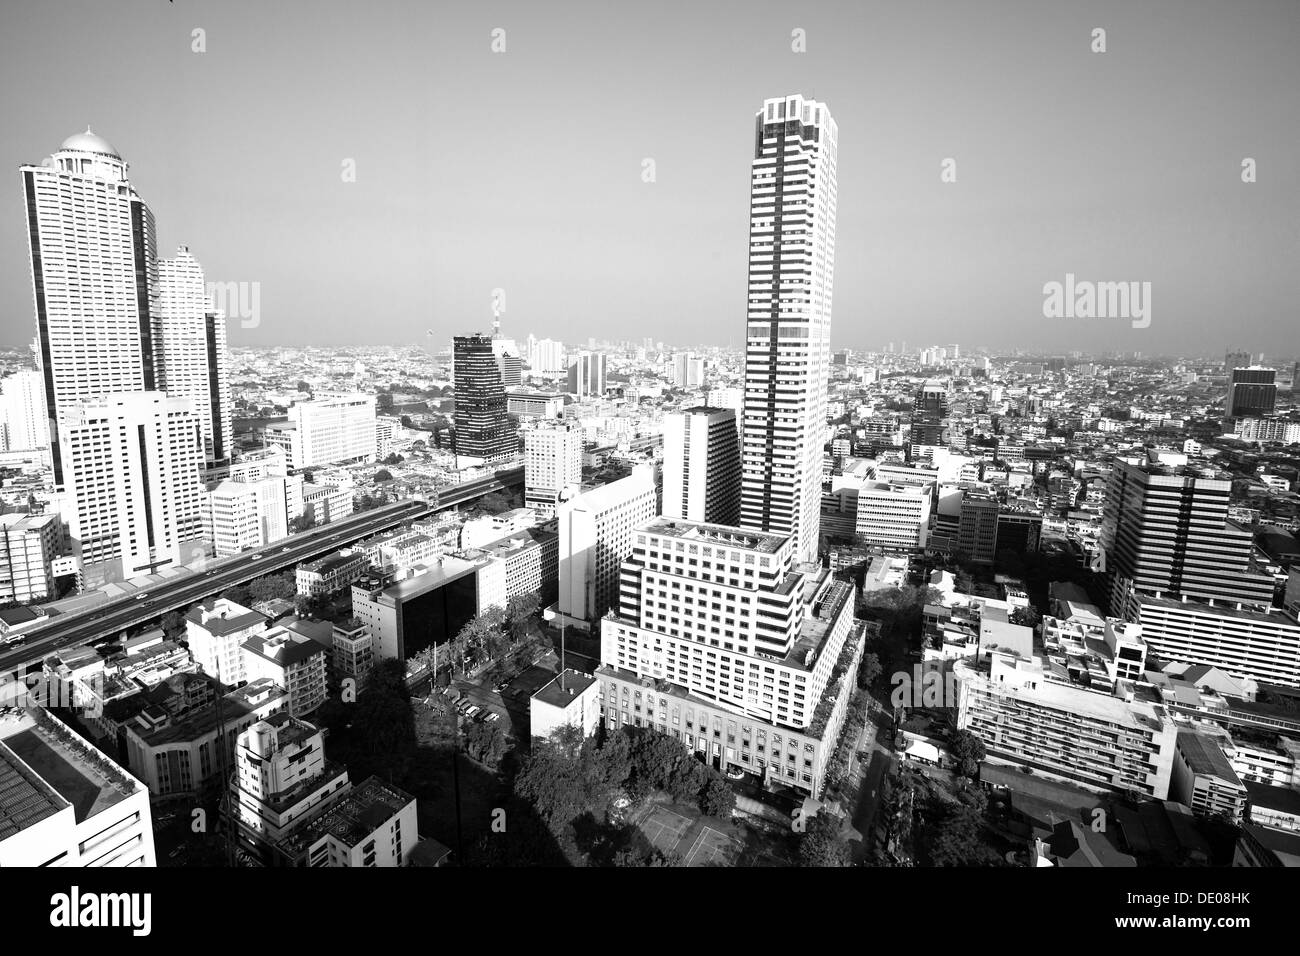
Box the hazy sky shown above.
[2,0,1297,355]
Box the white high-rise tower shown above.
[21,129,160,487]
[739,94,838,563]
[157,245,232,468]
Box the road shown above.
[1,468,528,675]
[849,707,896,863]
[0,499,426,673]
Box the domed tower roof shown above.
[59,127,121,159]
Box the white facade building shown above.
[556,463,658,628]
[739,95,838,564]
[525,419,582,516]
[58,391,205,586]
[288,394,377,469]
[663,406,741,526]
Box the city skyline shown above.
[2,0,1297,355]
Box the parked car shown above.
[485,712,501,723]
[465,705,481,719]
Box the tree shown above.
[288,513,316,534]
[799,810,850,867]
[859,652,883,690]
[506,592,541,644]
[921,804,1003,867]
[949,729,986,778]
[700,776,736,818]
[383,452,404,465]
[1010,605,1041,629]
[376,392,396,414]
[374,468,394,483]
[476,492,512,516]
[465,721,507,766]
[248,573,295,603]
[161,610,186,640]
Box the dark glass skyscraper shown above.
[452,333,516,464]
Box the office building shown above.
[663,406,741,525]
[555,463,658,629]
[156,245,231,467]
[507,389,565,419]
[525,419,583,515]
[186,597,269,686]
[59,392,205,587]
[673,352,705,389]
[854,482,932,551]
[567,351,606,398]
[1224,349,1252,370]
[453,334,517,464]
[957,491,1000,564]
[22,130,158,487]
[1227,367,1277,419]
[1100,458,1276,614]
[287,394,376,469]
[527,337,566,375]
[0,368,49,452]
[0,704,156,866]
[0,512,60,603]
[599,518,865,795]
[204,474,305,557]
[739,94,838,564]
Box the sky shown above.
[1,0,1297,356]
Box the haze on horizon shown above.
[1,0,1296,357]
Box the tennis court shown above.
[683,825,736,867]
[638,806,694,855]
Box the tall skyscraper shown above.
[524,419,583,515]
[58,391,206,586]
[662,406,741,525]
[157,245,231,468]
[739,94,838,564]
[453,334,517,464]
[22,130,160,486]
[1226,366,1277,419]
[567,351,606,398]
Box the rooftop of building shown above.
[1175,729,1243,784]
[1245,781,1300,816]
[639,517,787,554]
[532,669,598,709]
[462,521,558,559]
[243,628,327,669]
[0,511,58,531]
[300,551,368,574]
[0,707,138,824]
[277,776,413,857]
[186,598,266,636]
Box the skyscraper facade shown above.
[662,406,741,525]
[1226,367,1277,419]
[453,334,517,464]
[157,245,231,468]
[567,351,606,398]
[739,94,838,564]
[1100,458,1275,613]
[524,419,583,515]
[22,130,160,486]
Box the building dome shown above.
[59,127,120,158]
